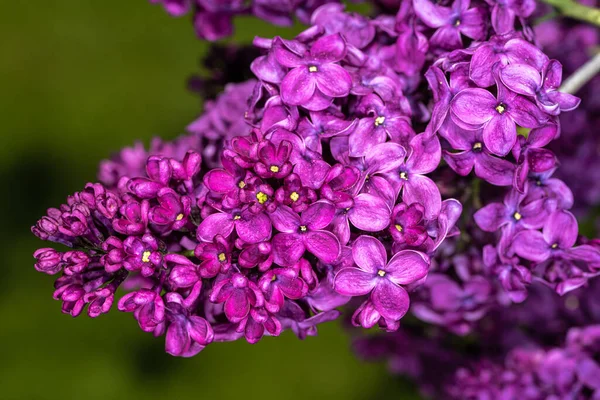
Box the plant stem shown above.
[560,52,600,94]
[540,0,600,27]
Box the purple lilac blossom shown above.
[33,0,600,369]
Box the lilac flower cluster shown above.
[149,0,342,41]
[357,279,600,398]
[33,0,600,367]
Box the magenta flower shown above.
[254,139,293,179]
[451,80,543,156]
[334,236,429,324]
[389,203,428,246]
[118,289,165,333]
[275,33,352,111]
[414,0,487,50]
[122,234,163,277]
[258,267,309,313]
[270,201,341,266]
[296,109,356,153]
[148,188,192,233]
[210,272,264,323]
[197,206,272,244]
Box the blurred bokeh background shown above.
[0,2,418,399]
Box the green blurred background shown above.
[0,2,419,399]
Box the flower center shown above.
[290,191,299,202]
[400,171,408,180]
[551,243,558,249]
[377,270,386,277]
[374,116,386,126]
[308,65,318,73]
[270,165,280,173]
[495,103,506,114]
[454,19,461,26]
[218,253,226,262]
[300,225,307,232]
[256,191,268,204]
[234,214,241,220]
[395,224,403,232]
[472,142,483,151]
[176,213,184,221]
[142,251,151,263]
[513,212,522,221]
[238,181,246,189]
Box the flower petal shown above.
[543,210,578,249]
[451,88,497,125]
[304,230,341,263]
[333,267,377,296]
[302,201,336,230]
[371,280,410,321]
[272,233,305,266]
[348,193,391,231]
[513,230,551,262]
[281,67,316,106]
[403,175,442,220]
[386,250,430,285]
[197,212,234,242]
[352,235,387,273]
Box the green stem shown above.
[180,249,196,257]
[541,0,600,27]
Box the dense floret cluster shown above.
[32,1,600,390]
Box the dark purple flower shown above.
[33,248,63,275]
[451,79,543,156]
[500,60,581,115]
[118,289,165,332]
[414,0,487,50]
[470,35,548,88]
[484,0,535,34]
[443,126,515,186]
[258,267,309,313]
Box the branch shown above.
[560,52,600,94]
[541,0,600,27]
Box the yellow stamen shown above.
[400,172,408,180]
[290,191,299,202]
[377,270,386,277]
[256,191,268,204]
[513,212,522,221]
[270,165,280,173]
[176,213,184,221]
[308,65,318,72]
[495,104,506,114]
[142,251,151,263]
[238,181,246,189]
[551,243,559,249]
[300,225,307,232]
[395,224,403,232]
[473,142,482,150]
[218,253,226,262]
[454,19,461,26]
[374,116,386,126]
[234,215,241,220]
